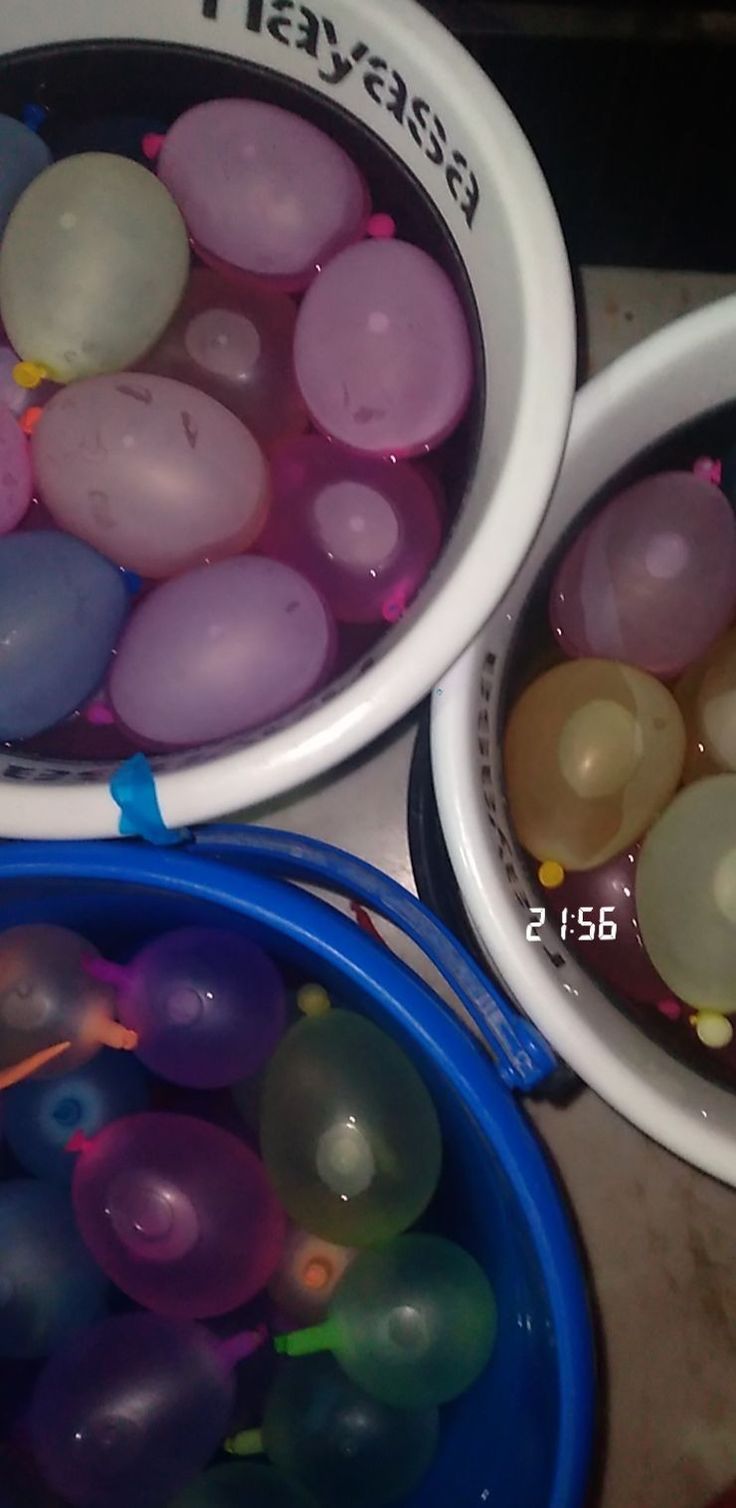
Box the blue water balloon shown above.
[0,532,128,740]
[0,114,51,234]
[4,1049,150,1184]
[0,1180,107,1358]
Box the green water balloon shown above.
[259,1011,442,1246]
[169,1462,317,1508]
[0,153,189,384]
[228,1353,438,1508]
[276,1234,497,1409]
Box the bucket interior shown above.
[0,36,485,787]
[497,396,736,1094]
[0,863,566,1508]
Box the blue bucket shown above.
[0,827,595,1508]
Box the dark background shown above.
[419,1,736,270]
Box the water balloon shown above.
[33,374,269,577]
[259,1010,442,1246]
[0,532,128,742]
[228,1354,438,1507]
[170,1463,318,1508]
[550,472,736,677]
[87,929,286,1089]
[276,1234,496,1409]
[3,1048,149,1183]
[109,557,335,748]
[0,153,189,384]
[0,114,51,234]
[28,1312,262,1508]
[142,268,307,448]
[0,1181,106,1358]
[293,239,472,458]
[0,400,32,534]
[637,775,736,1013]
[675,627,736,779]
[259,437,444,623]
[504,658,685,870]
[269,1229,356,1324]
[70,1111,286,1317]
[156,99,369,292]
[547,844,669,1004]
[0,924,136,1091]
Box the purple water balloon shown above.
[0,399,31,533]
[33,374,270,578]
[28,1311,265,1508]
[259,437,444,623]
[109,556,335,748]
[550,472,736,678]
[547,844,670,1004]
[294,239,473,458]
[141,268,308,448]
[70,1111,286,1317]
[157,100,370,292]
[89,928,286,1088]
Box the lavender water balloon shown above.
[260,438,443,623]
[3,1048,150,1183]
[0,114,51,234]
[28,1312,261,1508]
[294,239,473,458]
[156,100,369,292]
[89,929,286,1088]
[0,1181,106,1359]
[109,557,335,748]
[550,472,736,678]
[70,1111,286,1317]
[33,374,269,577]
[142,269,307,448]
[0,400,31,533]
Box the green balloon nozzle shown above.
[274,1317,341,1359]
[225,1427,264,1458]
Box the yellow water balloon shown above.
[504,658,685,871]
[637,774,736,1014]
[0,154,189,384]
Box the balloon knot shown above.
[13,361,48,391]
[538,860,565,889]
[66,1130,91,1155]
[142,132,166,161]
[20,406,43,437]
[367,213,397,240]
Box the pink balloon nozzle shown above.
[367,213,396,240]
[66,1129,95,1156]
[83,957,129,988]
[142,131,166,161]
[693,456,723,485]
[215,1326,269,1372]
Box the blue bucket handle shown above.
[188,823,558,1095]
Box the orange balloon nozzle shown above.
[0,1039,71,1090]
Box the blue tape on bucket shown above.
[109,754,190,846]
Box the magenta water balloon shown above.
[142,268,307,448]
[3,1048,150,1184]
[28,1312,237,1508]
[33,374,269,578]
[550,472,736,677]
[0,114,51,234]
[547,844,670,1004]
[109,556,335,748]
[0,399,31,533]
[71,1111,286,1317]
[157,99,369,292]
[0,1181,106,1359]
[95,928,286,1088]
[0,532,128,741]
[294,240,473,458]
[259,438,444,623]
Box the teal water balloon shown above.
[3,1048,150,1184]
[0,114,51,234]
[228,1354,438,1507]
[259,1010,442,1246]
[276,1234,497,1409]
[0,1180,107,1358]
[170,1463,318,1508]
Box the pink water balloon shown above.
[0,399,31,532]
[550,472,736,678]
[88,928,286,1088]
[259,437,444,623]
[546,844,670,1004]
[293,239,473,458]
[33,373,269,577]
[109,556,335,748]
[141,269,307,448]
[156,100,370,293]
[70,1112,286,1318]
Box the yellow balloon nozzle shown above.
[12,361,49,391]
[691,1010,734,1049]
[297,983,332,1018]
[538,860,566,890]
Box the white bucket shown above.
[432,293,736,1187]
[0,0,574,838]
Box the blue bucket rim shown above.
[0,837,596,1508]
